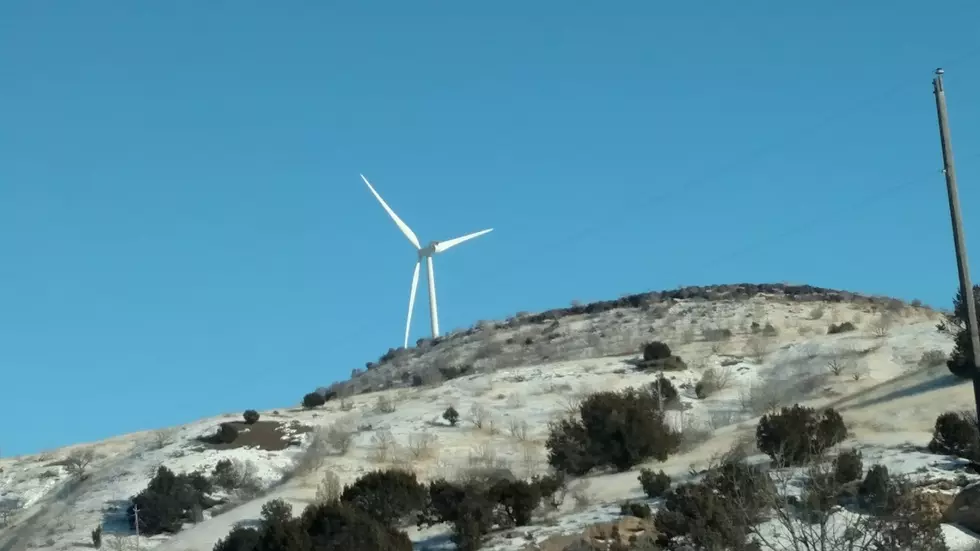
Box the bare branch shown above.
[63,448,96,478]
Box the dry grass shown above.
[826,351,855,376]
[469,403,490,429]
[569,479,592,510]
[375,395,396,414]
[102,535,133,551]
[370,430,396,463]
[291,427,330,477]
[314,470,341,504]
[918,349,948,369]
[871,314,893,338]
[505,393,526,408]
[745,335,771,361]
[517,441,542,478]
[678,412,713,452]
[149,428,178,450]
[508,417,530,441]
[739,379,783,415]
[407,432,439,460]
[326,420,355,455]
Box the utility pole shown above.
[933,67,980,425]
[133,504,140,551]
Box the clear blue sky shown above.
[2,2,979,456]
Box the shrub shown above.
[256,499,305,548]
[649,376,678,405]
[859,464,894,512]
[340,469,426,527]
[64,448,96,478]
[655,457,771,550]
[210,458,261,495]
[302,392,326,409]
[638,469,671,498]
[301,500,413,551]
[800,470,839,518]
[755,404,847,466]
[91,525,102,549]
[217,423,239,444]
[919,350,948,368]
[940,285,980,378]
[443,406,460,426]
[546,387,681,475]
[694,367,724,399]
[928,411,980,459]
[128,466,217,536]
[833,448,863,483]
[488,479,540,526]
[438,364,474,381]
[214,496,413,551]
[642,341,671,361]
[828,321,857,334]
[211,458,238,490]
[243,409,260,424]
[761,323,778,336]
[531,472,567,509]
[212,526,261,551]
[416,473,549,549]
[411,374,424,387]
[419,479,496,551]
[620,501,652,518]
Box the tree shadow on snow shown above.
[100,500,133,535]
[413,532,454,551]
[839,372,968,412]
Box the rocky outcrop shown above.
[912,490,956,524]
[326,282,921,396]
[528,516,657,551]
[944,482,980,532]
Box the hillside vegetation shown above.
[4,284,980,551]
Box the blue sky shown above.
[1,2,979,456]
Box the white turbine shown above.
[360,174,493,349]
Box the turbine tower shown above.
[360,174,493,348]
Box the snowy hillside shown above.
[3,287,980,551]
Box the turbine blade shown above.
[434,228,493,253]
[404,261,421,348]
[360,174,421,249]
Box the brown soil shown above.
[195,420,311,452]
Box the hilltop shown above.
[3,283,980,551]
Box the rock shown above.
[911,490,955,524]
[944,482,980,531]
[529,517,657,551]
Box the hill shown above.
[3,283,980,551]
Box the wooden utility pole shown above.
[133,504,140,551]
[933,68,980,423]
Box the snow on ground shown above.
[1,296,977,551]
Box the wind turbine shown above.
[360,174,493,349]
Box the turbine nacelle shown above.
[418,242,439,258]
[360,174,493,348]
